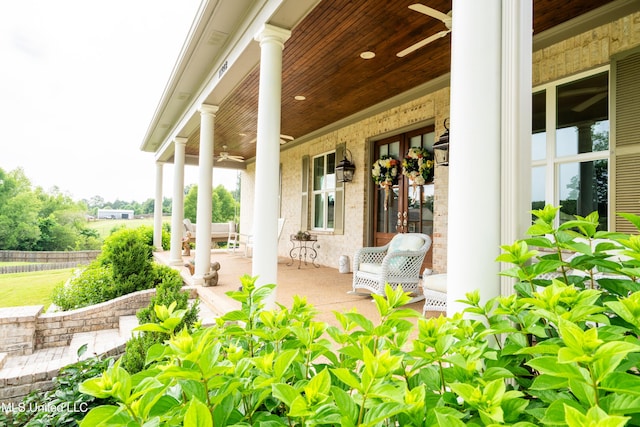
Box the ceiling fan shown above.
[249,134,295,145]
[558,86,608,113]
[397,4,452,58]
[217,145,245,162]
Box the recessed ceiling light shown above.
[294,95,306,101]
[360,51,375,59]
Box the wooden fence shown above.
[0,250,100,274]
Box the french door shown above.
[372,126,435,268]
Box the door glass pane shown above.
[407,183,434,234]
[558,159,608,230]
[423,131,435,152]
[388,141,400,158]
[556,72,609,157]
[409,135,422,148]
[376,186,399,233]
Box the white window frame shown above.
[532,65,610,228]
[311,150,336,231]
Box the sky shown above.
[0,0,239,203]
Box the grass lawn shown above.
[0,269,75,309]
[87,217,171,239]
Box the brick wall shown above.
[0,306,43,356]
[0,287,199,357]
[33,290,157,351]
[533,12,640,86]
[243,88,451,273]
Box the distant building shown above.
[97,209,134,220]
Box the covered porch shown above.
[143,0,640,318]
[153,249,432,327]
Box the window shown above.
[311,151,336,230]
[531,67,609,230]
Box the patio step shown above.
[119,315,139,340]
[68,328,126,360]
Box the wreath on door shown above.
[371,155,399,210]
[401,147,433,185]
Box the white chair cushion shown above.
[423,273,447,293]
[389,234,425,253]
[359,262,382,275]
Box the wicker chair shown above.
[422,273,447,314]
[351,233,431,297]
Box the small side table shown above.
[287,234,319,269]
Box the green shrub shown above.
[118,333,156,375]
[99,227,154,292]
[137,224,171,250]
[52,262,115,310]
[0,346,115,427]
[120,264,199,373]
[137,264,198,327]
[79,207,640,426]
[52,226,160,310]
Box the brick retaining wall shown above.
[0,287,198,357]
[34,290,157,351]
[0,306,43,356]
[0,286,200,404]
[0,345,126,404]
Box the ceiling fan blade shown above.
[409,4,451,26]
[280,134,294,144]
[559,86,607,97]
[250,134,293,144]
[572,92,607,113]
[397,29,450,57]
[228,156,245,162]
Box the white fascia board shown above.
[154,0,291,163]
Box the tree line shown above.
[0,167,239,251]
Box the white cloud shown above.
[0,0,237,202]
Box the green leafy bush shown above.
[52,226,160,310]
[79,207,640,426]
[99,228,154,294]
[0,346,115,427]
[137,223,171,250]
[120,265,199,373]
[52,262,116,310]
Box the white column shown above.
[500,0,533,296]
[153,162,164,251]
[447,0,502,315]
[169,137,188,265]
[193,104,218,284]
[252,24,291,303]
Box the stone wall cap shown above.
[0,305,44,322]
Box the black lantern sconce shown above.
[336,149,356,183]
[433,118,450,166]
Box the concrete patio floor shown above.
[154,249,438,328]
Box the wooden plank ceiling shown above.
[185,0,614,161]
